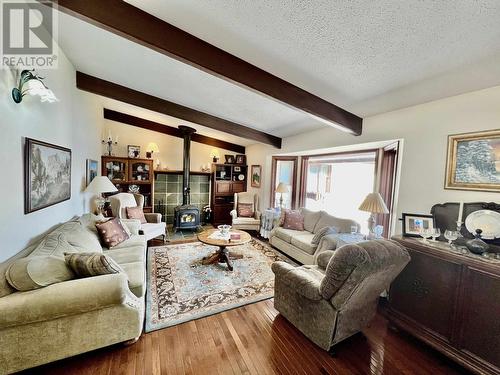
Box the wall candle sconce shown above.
[102,131,118,156]
[12,69,58,104]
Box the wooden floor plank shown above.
[22,300,469,375]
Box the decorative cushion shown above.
[64,252,125,278]
[300,208,323,232]
[126,206,147,224]
[237,203,254,217]
[5,256,75,291]
[311,226,338,245]
[282,210,305,231]
[30,232,79,258]
[95,218,130,248]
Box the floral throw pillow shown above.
[282,210,305,231]
[95,218,130,248]
[126,206,147,224]
[237,203,254,217]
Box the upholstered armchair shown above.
[230,192,261,231]
[109,193,166,242]
[272,240,410,350]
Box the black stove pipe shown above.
[178,125,196,205]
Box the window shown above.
[301,151,377,233]
[271,156,298,209]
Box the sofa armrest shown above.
[121,219,141,235]
[272,262,323,301]
[0,273,139,329]
[230,209,237,220]
[145,213,162,224]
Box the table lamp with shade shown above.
[275,182,289,209]
[84,176,118,215]
[359,192,389,238]
[146,142,159,159]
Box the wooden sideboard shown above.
[388,236,500,375]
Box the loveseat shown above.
[0,214,146,374]
[269,208,363,264]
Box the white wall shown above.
[247,85,500,234]
[103,119,237,171]
[0,54,102,262]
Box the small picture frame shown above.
[251,165,261,188]
[402,213,435,237]
[235,154,246,164]
[86,159,98,186]
[127,145,141,158]
[234,166,241,172]
[225,155,235,164]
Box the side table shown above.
[260,208,281,239]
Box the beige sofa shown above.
[269,208,362,264]
[0,214,146,374]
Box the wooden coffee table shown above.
[197,229,251,271]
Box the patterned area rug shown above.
[146,238,289,332]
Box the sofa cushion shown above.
[106,234,145,251]
[300,208,322,232]
[290,233,318,255]
[6,256,75,291]
[119,262,145,297]
[273,227,309,243]
[105,244,145,265]
[96,218,130,248]
[313,211,359,234]
[77,213,106,235]
[64,252,125,278]
[30,232,79,258]
[233,217,260,225]
[283,210,305,231]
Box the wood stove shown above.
[173,125,201,232]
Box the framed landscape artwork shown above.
[251,165,261,188]
[86,159,98,186]
[445,129,500,192]
[25,138,71,214]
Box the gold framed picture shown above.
[445,129,500,192]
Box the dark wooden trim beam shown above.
[77,72,281,148]
[104,109,246,154]
[50,0,362,135]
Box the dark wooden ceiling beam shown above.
[50,0,362,135]
[76,72,281,148]
[103,109,246,154]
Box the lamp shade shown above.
[210,148,220,158]
[84,176,118,194]
[359,192,389,214]
[275,182,289,194]
[147,142,160,153]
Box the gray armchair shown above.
[272,240,410,350]
[109,193,166,242]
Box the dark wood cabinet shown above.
[388,236,500,375]
[211,163,247,225]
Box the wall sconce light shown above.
[12,69,58,104]
[146,142,159,159]
[210,148,220,163]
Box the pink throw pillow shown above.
[282,210,305,231]
[126,206,147,224]
[237,203,254,217]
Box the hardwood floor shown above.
[23,300,469,375]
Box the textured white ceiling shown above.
[57,13,325,141]
[126,0,500,116]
